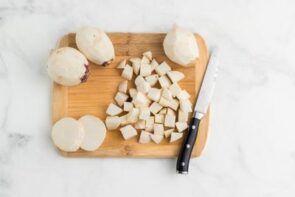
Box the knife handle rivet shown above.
[192,125,196,130]
[181,162,185,166]
[186,144,190,149]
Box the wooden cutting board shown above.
[53,32,209,157]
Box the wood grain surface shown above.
[52,32,209,157]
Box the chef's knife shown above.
[176,49,219,174]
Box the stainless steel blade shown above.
[194,48,219,119]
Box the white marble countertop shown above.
[1,0,295,196]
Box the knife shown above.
[176,48,219,174]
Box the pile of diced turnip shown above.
[105,51,192,144]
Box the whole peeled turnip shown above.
[76,26,115,66]
[163,25,199,67]
[47,47,89,86]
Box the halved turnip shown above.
[76,26,115,66]
[79,115,106,151]
[47,47,89,86]
[51,117,85,152]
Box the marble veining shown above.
[1,0,295,196]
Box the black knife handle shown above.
[176,117,200,174]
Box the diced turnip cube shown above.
[177,90,191,100]
[162,87,173,101]
[170,132,183,142]
[155,62,171,76]
[178,110,189,122]
[158,75,171,88]
[120,125,137,140]
[135,75,146,86]
[105,116,121,130]
[127,108,140,123]
[153,123,164,135]
[167,108,176,116]
[175,122,188,132]
[169,99,179,111]
[179,99,193,112]
[147,88,161,102]
[145,116,155,132]
[130,58,141,75]
[159,108,167,115]
[139,131,151,144]
[169,83,182,97]
[141,56,150,64]
[133,92,149,107]
[158,97,170,107]
[137,81,151,93]
[150,59,159,71]
[118,80,128,93]
[134,120,146,129]
[167,71,185,83]
[145,74,158,86]
[140,63,152,77]
[143,51,152,60]
[117,59,126,69]
[164,129,174,138]
[129,88,137,98]
[151,134,163,144]
[120,115,128,126]
[106,103,123,116]
[115,92,129,106]
[149,102,163,114]
[139,107,150,120]
[155,114,164,124]
[164,114,176,128]
[123,102,133,112]
[121,64,133,80]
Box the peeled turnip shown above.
[51,117,85,152]
[47,47,89,86]
[79,115,106,151]
[163,25,199,67]
[76,26,115,66]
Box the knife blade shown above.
[176,48,219,174]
